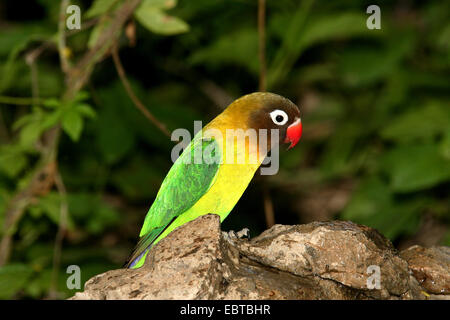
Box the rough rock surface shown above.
[70,214,448,300]
[400,245,450,295]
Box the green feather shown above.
[125,225,166,268]
[126,134,221,268]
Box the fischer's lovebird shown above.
[126,92,302,268]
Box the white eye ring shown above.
[270,109,289,126]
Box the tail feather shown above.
[127,249,150,268]
[124,227,164,268]
[125,216,178,269]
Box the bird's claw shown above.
[223,228,250,243]
[235,228,251,240]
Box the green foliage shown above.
[189,28,259,74]
[12,92,95,146]
[135,0,189,35]
[0,0,448,299]
[85,0,119,18]
[381,102,450,143]
[68,193,121,234]
[0,145,29,178]
[341,176,425,239]
[0,264,34,299]
[381,144,450,193]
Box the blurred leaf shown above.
[59,93,94,142]
[0,145,28,178]
[111,155,165,200]
[337,35,414,87]
[437,23,450,49]
[43,98,61,109]
[75,104,96,119]
[319,122,362,177]
[14,105,66,148]
[440,128,450,160]
[295,63,335,85]
[87,203,121,234]
[29,192,75,229]
[19,119,43,148]
[381,144,450,192]
[269,10,372,87]
[73,91,90,103]
[94,81,179,160]
[137,0,178,10]
[0,264,34,299]
[25,243,53,270]
[5,62,63,97]
[41,108,63,130]
[189,28,258,73]
[0,26,42,56]
[135,0,189,35]
[0,192,7,228]
[373,71,409,119]
[97,105,135,164]
[62,109,84,142]
[18,219,50,248]
[342,177,423,239]
[88,17,112,48]
[343,177,391,221]
[24,269,51,298]
[0,28,52,93]
[381,101,450,143]
[85,0,119,18]
[68,193,121,234]
[301,12,372,48]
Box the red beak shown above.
[284,118,302,150]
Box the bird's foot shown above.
[235,228,251,240]
[223,228,250,244]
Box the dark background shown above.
[0,0,448,299]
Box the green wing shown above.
[126,135,221,267]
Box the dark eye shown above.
[270,109,288,125]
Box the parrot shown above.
[126,92,302,268]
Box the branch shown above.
[198,80,234,110]
[263,186,275,228]
[58,0,71,74]
[0,96,40,105]
[25,54,40,106]
[257,0,275,228]
[0,0,143,266]
[111,43,171,137]
[48,170,69,299]
[258,0,266,92]
[161,58,234,110]
[66,17,100,37]
[0,128,59,266]
[66,0,142,100]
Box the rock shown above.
[231,221,422,299]
[70,215,447,300]
[400,245,450,295]
[71,214,224,299]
